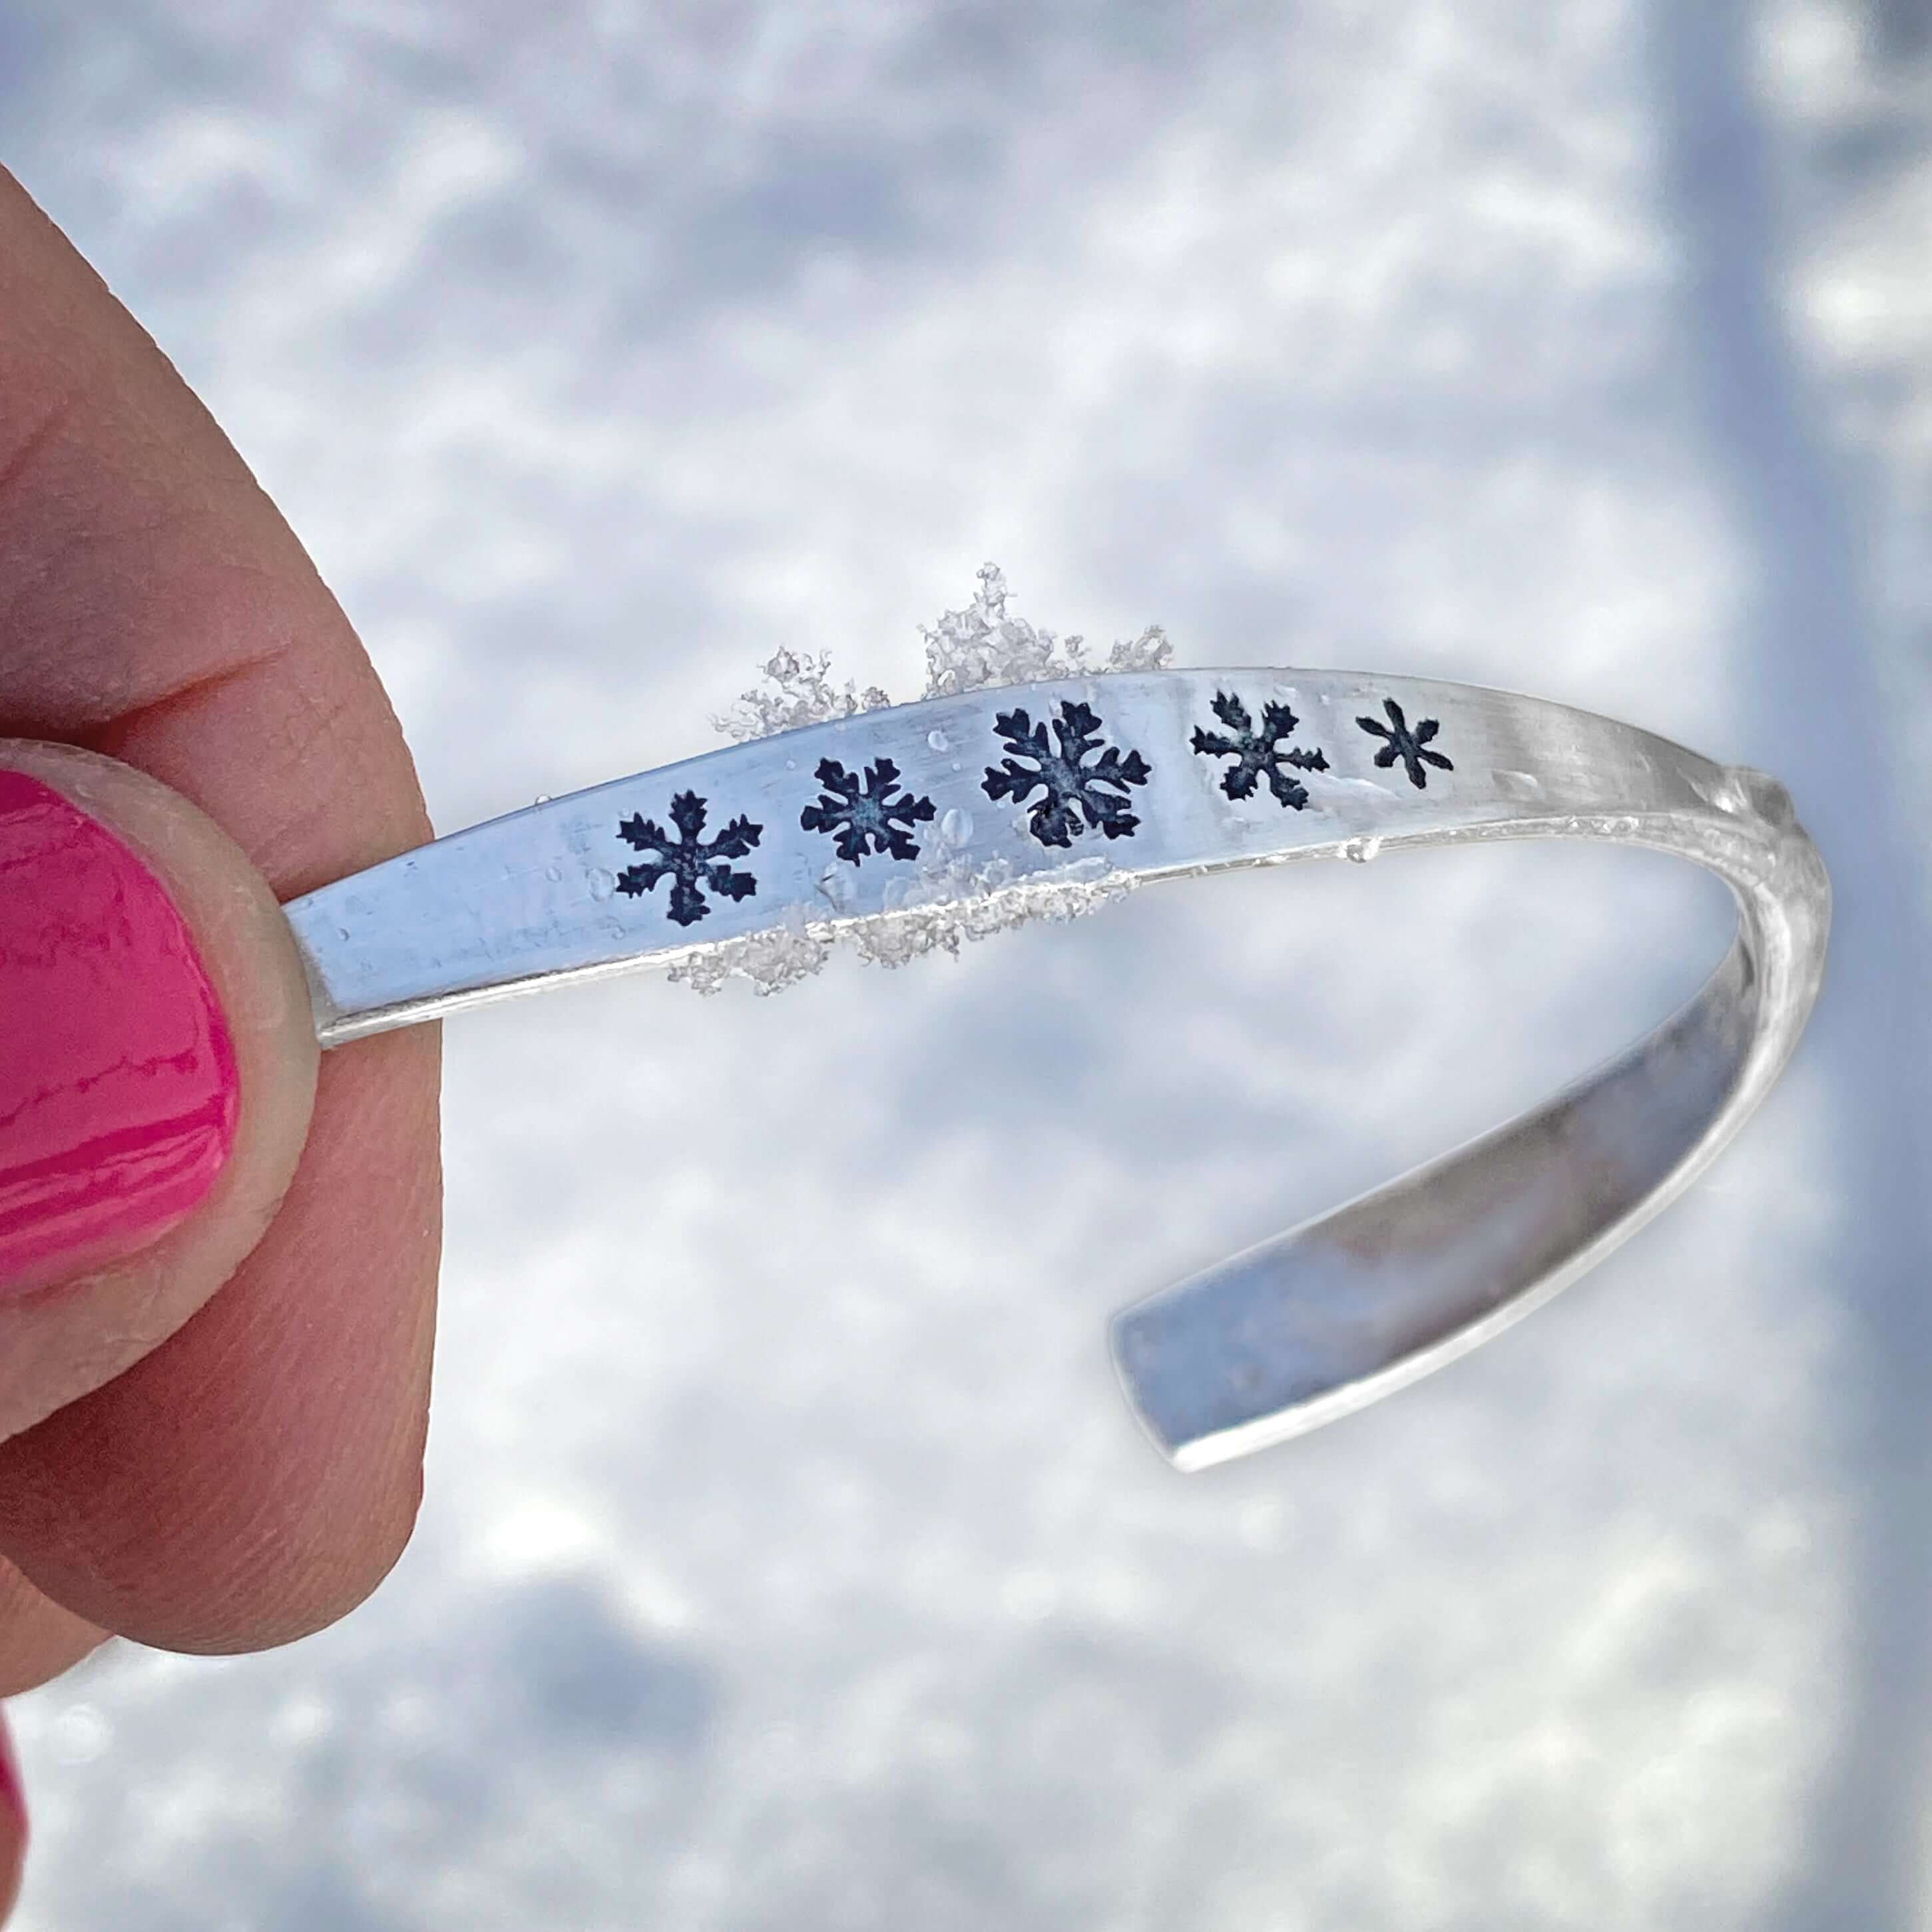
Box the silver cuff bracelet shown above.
[284,668,1830,1470]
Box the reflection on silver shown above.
[284,671,1829,1468]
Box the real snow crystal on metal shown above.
[680,565,1178,992]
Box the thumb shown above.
[0,740,319,1438]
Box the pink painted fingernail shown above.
[0,772,239,1294]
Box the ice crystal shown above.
[713,567,1176,746]
[661,853,1136,994]
[666,911,834,997]
[676,565,1166,992]
[852,855,1138,969]
[919,563,1172,700]
[713,648,891,744]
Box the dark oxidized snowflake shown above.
[1357,698,1453,790]
[616,790,762,927]
[981,700,1151,847]
[800,757,936,864]
[1191,691,1330,810]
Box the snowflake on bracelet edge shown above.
[616,790,762,927]
[800,756,937,863]
[981,700,1151,846]
[1191,690,1330,810]
[1357,698,1453,789]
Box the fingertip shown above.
[0,1556,110,1699]
[0,766,241,1296]
[0,740,320,1436]
[0,1018,438,1656]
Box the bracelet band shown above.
[284,670,1829,1469]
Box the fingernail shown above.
[0,772,239,1294]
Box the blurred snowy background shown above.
[3,0,1931,1925]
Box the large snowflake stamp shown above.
[616,791,762,927]
[1358,698,1453,790]
[981,700,1152,846]
[800,757,937,864]
[1191,690,1329,810]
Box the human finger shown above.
[0,168,441,1649]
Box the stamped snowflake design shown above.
[616,791,762,927]
[800,756,937,864]
[1191,691,1330,810]
[1357,698,1454,790]
[981,700,1152,846]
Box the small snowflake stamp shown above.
[981,700,1152,846]
[800,757,937,864]
[1357,698,1453,790]
[1191,691,1330,810]
[616,791,762,927]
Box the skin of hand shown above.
[0,168,444,1914]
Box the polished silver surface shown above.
[284,670,1830,1467]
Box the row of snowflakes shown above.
[615,691,1453,927]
